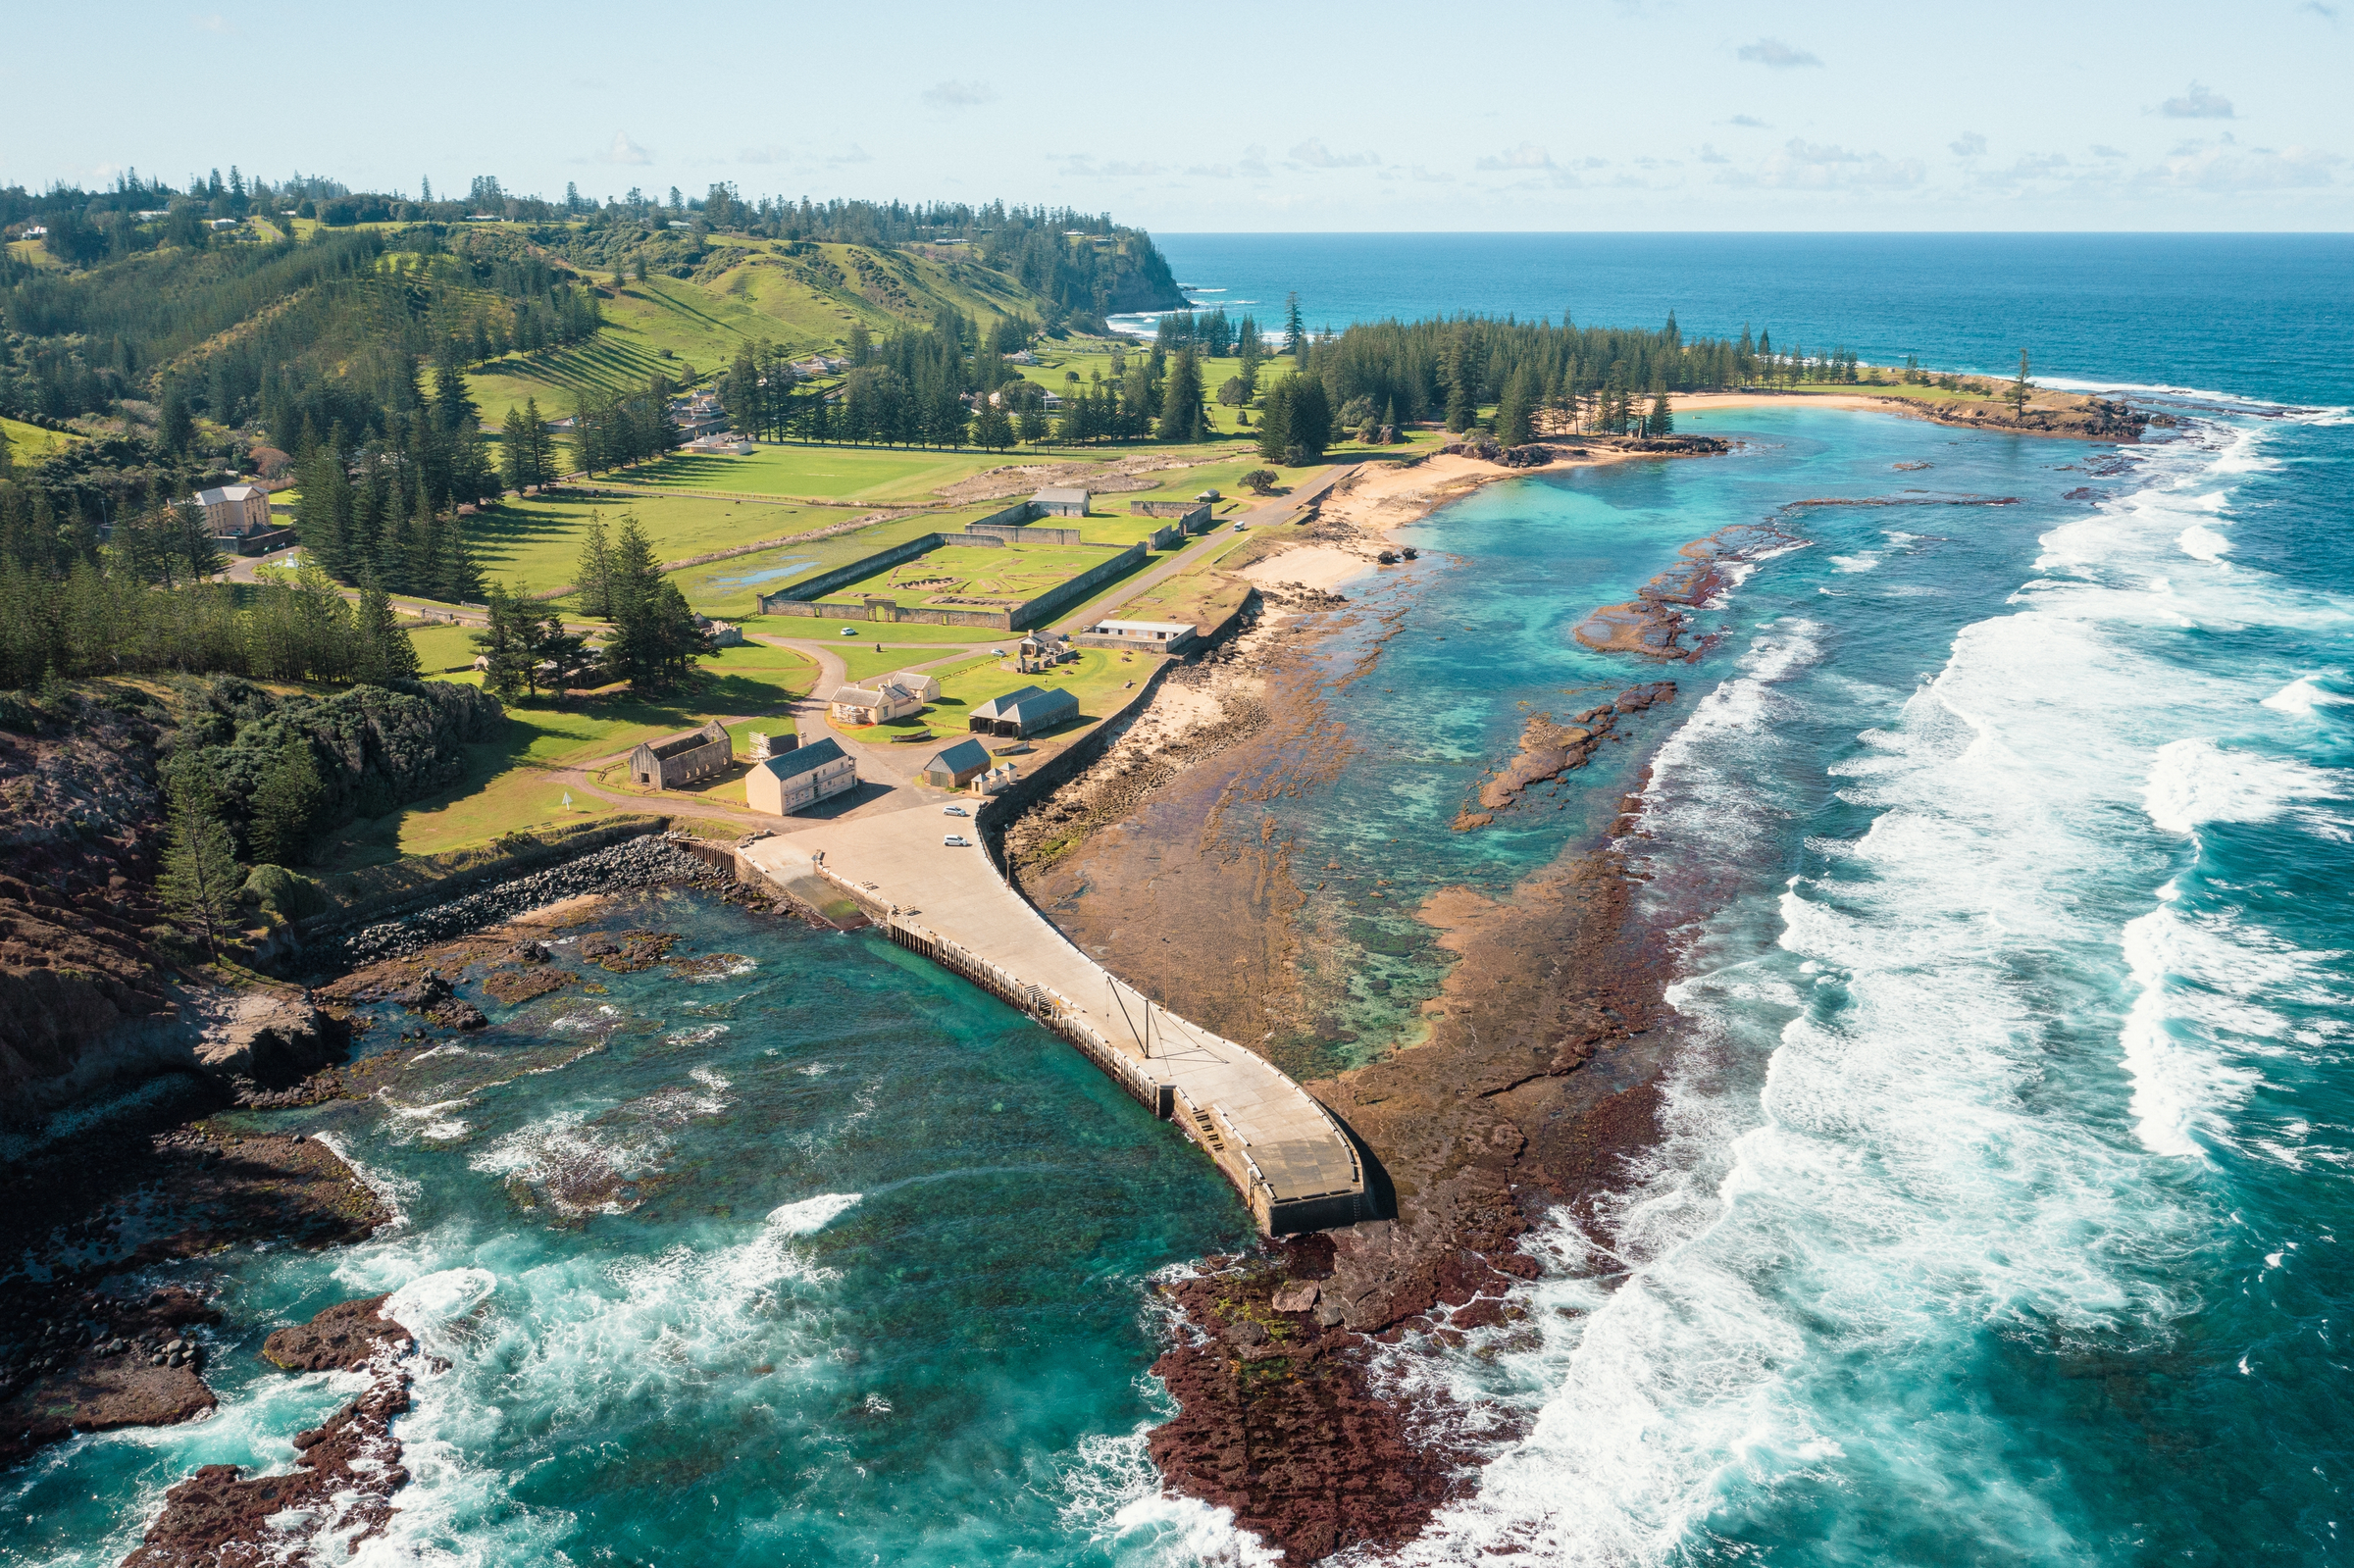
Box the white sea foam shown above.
[1827,551,1880,574]
[1424,407,2354,1557]
[2142,736,2344,836]
[1056,1425,1282,1567]
[2262,673,2353,716]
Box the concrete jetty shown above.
[737,808,1369,1235]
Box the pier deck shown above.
[738,810,1367,1235]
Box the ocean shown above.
[11,234,2354,1564]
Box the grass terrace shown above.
[306,640,819,866]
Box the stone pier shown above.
[738,811,1369,1236]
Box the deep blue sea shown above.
[10,235,2354,1565]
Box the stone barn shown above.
[630,720,732,788]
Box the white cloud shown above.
[1408,165,1457,183]
[1950,131,1988,157]
[1698,143,1731,165]
[1474,140,1556,172]
[1728,138,1925,189]
[1738,37,1821,68]
[1288,137,1380,169]
[922,79,996,109]
[829,144,874,166]
[2161,80,2235,119]
[1730,115,1769,128]
[736,145,789,165]
[597,131,653,166]
[2300,1,2337,19]
[2138,136,2339,190]
[192,12,235,33]
[1059,156,1165,177]
[2090,143,2127,159]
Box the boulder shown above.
[190,993,340,1085]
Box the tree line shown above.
[0,552,419,691]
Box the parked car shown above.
[840,627,859,636]
[943,834,970,847]
[942,805,969,817]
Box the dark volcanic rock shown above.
[121,1371,412,1567]
[261,1294,413,1372]
[1146,1262,1465,1563]
[0,1286,223,1466]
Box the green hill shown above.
[465,236,1051,415]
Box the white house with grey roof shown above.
[746,736,856,814]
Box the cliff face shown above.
[0,695,178,1112]
[0,678,502,1125]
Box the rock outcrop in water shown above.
[1454,683,1677,830]
[122,1296,419,1567]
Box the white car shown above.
[1232,522,1249,531]
[943,834,970,847]
[943,805,969,817]
[840,627,859,636]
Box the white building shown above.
[191,483,273,537]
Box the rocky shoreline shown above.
[1003,560,1689,1557]
[0,831,745,1563]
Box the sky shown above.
[5,0,2348,231]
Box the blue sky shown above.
[5,0,2347,229]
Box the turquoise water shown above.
[12,237,2354,1563]
[5,892,1254,1565]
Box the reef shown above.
[121,1295,419,1567]
[1454,682,1677,830]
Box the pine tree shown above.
[472,582,529,700]
[248,738,324,867]
[173,502,229,582]
[848,321,872,367]
[575,512,614,619]
[159,382,194,456]
[1496,366,1538,446]
[433,356,477,434]
[1647,389,1674,436]
[1255,379,1292,463]
[354,570,420,684]
[1156,350,1204,442]
[1282,292,1305,362]
[2012,349,2032,415]
[435,514,482,604]
[157,757,242,959]
[500,406,528,494]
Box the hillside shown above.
[464,235,1052,415]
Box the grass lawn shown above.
[617,443,1010,506]
[823,645,999,683]
[466,489,870,601]
[310,644,817,866]
[813,541,1121,606]
[670,512,962,617]
[403,622,483,673]
[745,618,1011,649]
[1,416,82,461]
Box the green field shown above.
[465,490,872,601]
[309,641,818,865]
[744,618,1013,650]
[611,443,1024,505]
[814,541,1125,608]
[1,416,83,462]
